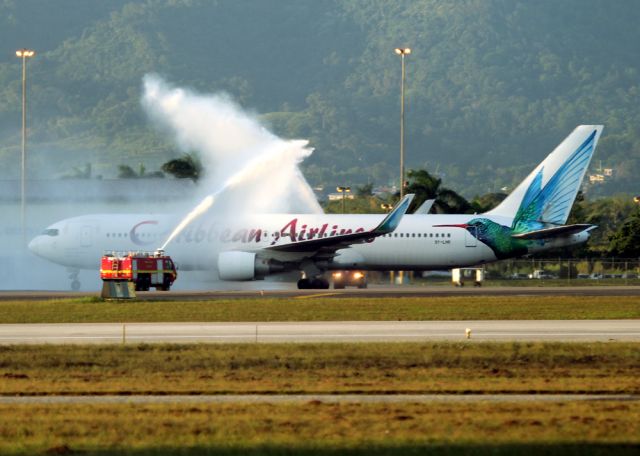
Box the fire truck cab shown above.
[100,250,177,291]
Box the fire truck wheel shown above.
[71,280,80,291]
[162,274,172,291]
[136,275,151,291]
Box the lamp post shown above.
[394,47,410,286]
[380,203,393,213]
[16,48,35,245]
[394,47,411,199]
[336,186,351,214]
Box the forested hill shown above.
[0,0,638,197]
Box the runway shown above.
[2,285,640,301]
[1,320,638,344]
[1,394,637,405]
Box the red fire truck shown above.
[100,250,177,291]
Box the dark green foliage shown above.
[471,193,507,213]
[405,169,472,214]
[117,165,138,179]
[608,208,640,257]
[0,0,638,194]
[355,183,373,197]
[161,154,202,182]
[117,163,164,179]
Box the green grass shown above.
[1,342,638,395]
[1,401,639,455]
[0,295,639,323]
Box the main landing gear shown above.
[297,277,330,289]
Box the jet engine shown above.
[217,251,282,281]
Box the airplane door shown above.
[465,227,477,247]
[81,225,92,247]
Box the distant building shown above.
[328,193,355,201]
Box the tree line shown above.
[0,0,639,197]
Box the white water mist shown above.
[142,75,322,252]
[142,75,322,215]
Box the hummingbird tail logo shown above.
[436,127,601,260]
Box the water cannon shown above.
[154,249,165,257]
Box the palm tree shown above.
[161,154,202,182]
[404,169,472,214]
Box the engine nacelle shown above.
[217,251,278,281]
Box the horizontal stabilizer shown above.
[511,224,596,240]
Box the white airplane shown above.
[29,125,603,289]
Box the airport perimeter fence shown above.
[370,258,640,286]
[482,258,640,283]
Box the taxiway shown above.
[1,320,638,344]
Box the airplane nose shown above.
[28,236,44,257]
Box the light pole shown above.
[336,186,351,214]
[16,48,35,245]
[380,203,393,213]
[394,47,410,286]
[394,47,411,199]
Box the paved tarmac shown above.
[1,394,637,405]
[1,320,638,344]
[2,285,640,301]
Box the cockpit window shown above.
[42,228,59,237]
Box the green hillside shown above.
[0,0,638,196]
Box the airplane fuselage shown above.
[28,212,589,275]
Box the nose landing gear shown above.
[67,268,81,291]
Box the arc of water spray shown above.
[159,194,215,250]
[158,142,309,251]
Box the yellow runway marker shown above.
[295,292,342,299]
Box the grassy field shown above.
[1,342,638,395]
[0,295,639,323]
[1,401,639,455]
[2,297,638,455]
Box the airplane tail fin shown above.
[485,125,603,233]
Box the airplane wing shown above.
[265,194,414,254]
[511,223,596,240]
